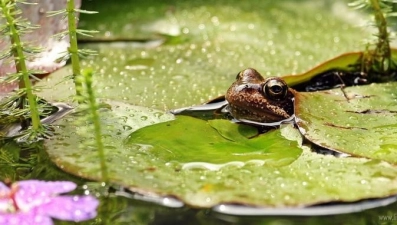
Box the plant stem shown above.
[370,0,391,71]
[66,0,83,101]
[82,69,108,182]
[1,0,41,131]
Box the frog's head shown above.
[226,68,294,123]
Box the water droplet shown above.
[360,179,368,184]
[119,116,128,123]
[122,125,133,131]
[74,209,82,216]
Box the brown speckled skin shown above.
[226,68,295,123]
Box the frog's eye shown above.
[263,78,288,100]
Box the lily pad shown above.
[295,82,397,164]
[44,100,397,208]
[127,116,301,166]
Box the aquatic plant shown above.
[0,0,107,184]
[52,1,108,181]
[75,69,109,182]
[48,1,108,181]
[48,0,98,101]
[0,0,50,141]
[0,180,98,224]
[349,0,397,78]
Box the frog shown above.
[172,67,362,126]
[171,68,296,126]
[225,68,295,124]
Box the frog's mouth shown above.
[232,115,295,127]
[226,103,292,124]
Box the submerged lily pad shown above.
[45,100,397,208]
[127,116,301,166]
[295,82,397,164]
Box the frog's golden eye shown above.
[263,78,288,100]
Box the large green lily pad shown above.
[295,82,397,164]
[44,100,397,208]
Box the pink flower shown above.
[0,180,99,225]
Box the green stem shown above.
[83,69,108,182]
[1,0,41,131]
[370,0,391,71]
[67,0,83,101]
